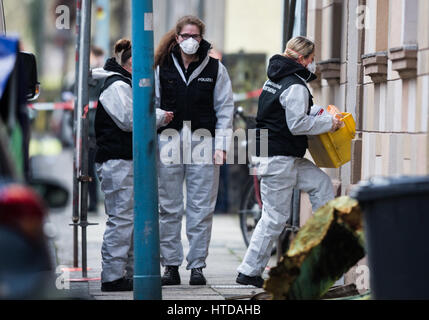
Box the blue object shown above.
[0,36,18,99]
[131,0,161,300]
[94,0,110,56]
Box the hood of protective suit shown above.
[267,54,317,83]
[92,57,132,82]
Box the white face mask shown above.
[306,61,316,74]
[180,38,200,55]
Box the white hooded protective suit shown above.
[93,67,167,283]
[154,52,235,270]
[237,74,335,278]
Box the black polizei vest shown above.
[256,75,313,158]
[95,75,133,164]
[157,53,219,136]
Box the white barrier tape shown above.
[27,87,262,111]
[233,88,263,102]
[28,101,98,111]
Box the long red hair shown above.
[154,15,206,68]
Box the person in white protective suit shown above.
[154,16,235,286]
[236,36,343,288]
[94,39,173,292]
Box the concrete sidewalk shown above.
[37,149,274,300]
[57,211,271,300]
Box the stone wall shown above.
[302,0,429,290]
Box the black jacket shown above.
[157,40,219,136]
[95,58,133,163]
[256,55,316,158]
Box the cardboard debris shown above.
[264,196,365,300]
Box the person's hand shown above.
[331,116,343,132]
[163,111,174,125]
[213,149,226,165]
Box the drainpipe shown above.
[198,0,205,20]
[75,0,92,278]
[72,0,82,269]
[300,0,307,36]
[283,0,297,49]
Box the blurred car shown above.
[0,34,70,299]
[0,179,68,299]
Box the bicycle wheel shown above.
[239,178,260,247]
[277,228,293,259]
[239,177,277,255]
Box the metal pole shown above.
[278,0,300,259]
[282,0,290,50]
[0,0,6,35]
[294,0,306,229]
[77,0,92,278]
[282,0,297,49]
[131,0,161,300]
[72,0,82,268]
[95,0,110,55]
[300,0,307,36]
[288,0,297,40]
[198,0,206,20]
[290,0,301,244]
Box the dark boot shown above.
[189,268,206,285]
[161,266,181,286]
[101,277,133,292]
[236,273,264,288]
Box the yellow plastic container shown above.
[308,112,356,168]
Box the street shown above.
[1,0,429,304]
[32,146,272,300]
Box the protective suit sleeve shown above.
[154,66,161,109]
[309,104,325,116]
[156,108,167,129]
[154,65,172,129]
[99,81,133,132]
[213,62,235,152]
[279,84,333,136]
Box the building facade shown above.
[153,0,226,52]
[153,0,429,289]
[303,0,429,288]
